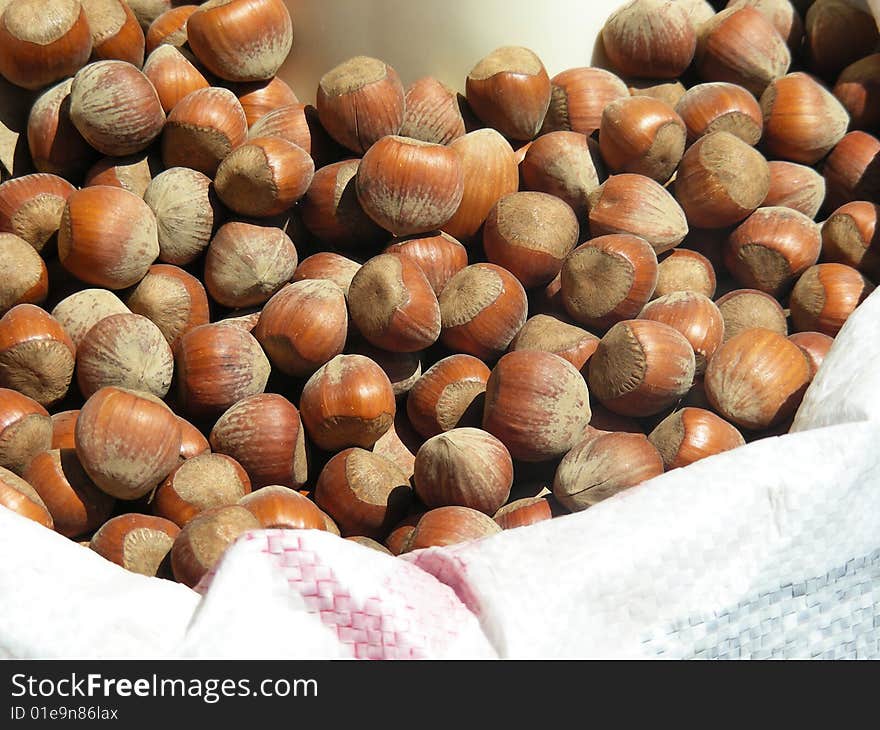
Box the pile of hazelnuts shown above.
[0,0,877,590]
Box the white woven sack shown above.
[2,288,878,660]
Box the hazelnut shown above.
[356,135,464,237]
[50,409,79,451]
[587,319,696,417]
[75,386,182,500]
[820,202,880,281]
[24,448,115,538]
[144,167,219,266]
[300,159,387,250]
[314,448,412,539]
[493,496,554,530]
[90,513,180,577]
[561,233,659,331]
[509,315,600,371]
[233,76,299,127]
[674,131,771,228]
[443,129,519,243]
[84,153,158,198]
[519,131,604,219]
[384,232,468,296]
[142,45,209,114]
[316,56,405,154]
[553,430,664,512]
[214,136,314,218]
[74,312,173,400]
[154,452,251,527]
[0,465,53,529]
[161,87,248,177]
[438,263,528,362]
[171,505,260,587]
[483,350,591,462]
[821,131,880,213]
[204,220,298,309]
[628,79,688,108]
[639,292,724,375]
[239,485,326,530]
[292,252,361,297]
[542,67,629,136]
[81,0,145,67]
[186,0,293,82]
[0,173,76,253]
[0,233,48,315]
[209,393,308,490]
[0,304,75,406]
[125,264,211,350]
[177,416,210,461]
[371,415,419,480]
[695,4,791,96]
[248,103,340,168]
[654,248,717,299]
[763,161,827,219]
[705,327,812,430]
[789,263,874,337]
[254,280,347,378]
[50,289,129,349]
[602,0,696,79]
[299,354,396,452]
[144,5,197,55]
[401,506,501,551]
[588,173,688,255]
[58,185,159,290]
[648,406,745,469]
[69,60,165,156]
[598,96,686,183]
[399,77,467,145]
[406,354,491,440]
[833,54,880,131]
[724,206,822,296]
[465,46,551,141]
[483,192,580,289]
[730,0,804,52]
[759,72,850,166]
[175,323,271,421]
[804,0,879,79]
[0,0,92,91]
[788,331,834,378]
[27,78,97,181]
[413,427,513,515]
[674,82,764,146]
[127,0,173,30]
[715,288,788,342]
[0,388,51,475]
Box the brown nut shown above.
[75,386,182,500]
[438,263,528,362]
[0,173,76,253]
[648,407,745,469]
[465,46,551,141]
[315,448,412,539]
[553,430,664,512]
[587,319,696,417]
[142,44,209,114]
[401,506,501,552]
[561,233,658,331]
[716,288,788,342]
[90,513,180,577]
[820,202,880,281]
[50,289,129,349]
[788,331,835,378]
[482,192,580,289]
[723,206,822,297]
[509,315,600,372]
[399,77,467,145]
[654,248,717,299]
[0,233,48,315]
[153,452,251,527]
[542,67,629,136]
[384,231,468,296]
[674,82,764,146]
[0,388,51,475]
[413,427,513,515]
[483,350,592,462]
[789,263,874,337]
[763,161,827,219]
[821,131,880,213]
[299,354,396,452]
[705,327,812,430]
[493,496,554,530]
[0,466,53,528]
[209,393,308,490]
[82,0,145,67]
[239,485,326,531]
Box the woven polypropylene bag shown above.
[2,287,879,659]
